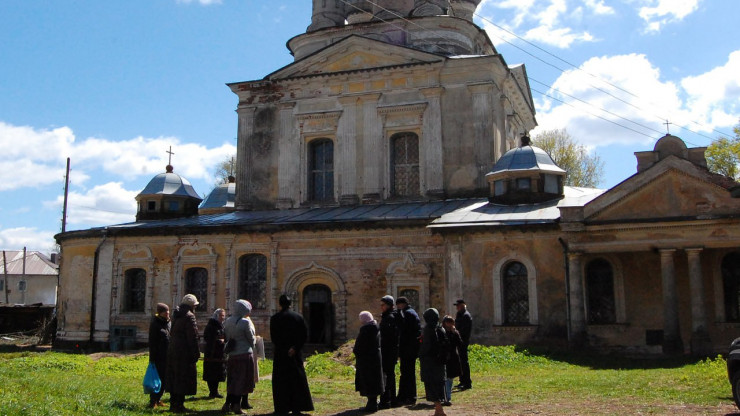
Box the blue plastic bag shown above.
[143,362,161,394]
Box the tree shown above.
[706,120,740,180]
[533,128,604,188]
[213,155,236,186]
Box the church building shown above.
[54,0,740,355]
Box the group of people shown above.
[147,293,313,415]
[353,296,473,415]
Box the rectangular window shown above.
[147,201,156,211]
[544,175,558,194]
[168,201,179,211]
[0,280,4,291]
[494,180,506,196]
[18,281,27,291]
[516,178,531,191]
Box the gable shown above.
[268,35,444,80]
[585,157,740,222]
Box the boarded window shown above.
[308,139,334,202]
[503,262,529,324]
[185,267,208,312]
[391,132,420,197]
[586,258,616,324]
[123,268,146,312]
[239,254,267,309]
[723,252,740,322]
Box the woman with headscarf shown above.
[148,303,170,408]
[353,311,385,413]
[167,294,201,413]
[222,299,256,415]
[203,308,227,399]
[419,308,447,416]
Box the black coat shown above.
[166,305,200,395]
[353,322,385,397]
[455,309,473,345]
[398,306,421,358]
[202,317,226,382]
[270,307,314,413]
[379,309,400,367]
[148,315,170,387]
[445,328,463,379]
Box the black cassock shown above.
[270,308,314,413]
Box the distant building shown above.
[1,250,58,306]
[54,1,740,355]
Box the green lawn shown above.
[0,345,733,415]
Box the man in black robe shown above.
[395,296,421,406]
[454,299,473,390]
[270,294,314,415]
[378,295,400,409]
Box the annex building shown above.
[55,0,740,355]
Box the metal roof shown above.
[488,145,565,175]
[138,171,202,200]
[429,187,604,228]
[199,182,235,210]
[0,251,58,275]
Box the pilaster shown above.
[659,248,683,354]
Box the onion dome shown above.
[199,175,236,215]
[485,136,566,204]
[135,165,202,221]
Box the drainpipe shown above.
[90,228,109,346]
[558,238,571,344]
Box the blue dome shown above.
[489,144,565,175]
[138,165,201,200]
[199,180,235,210]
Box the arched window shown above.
[503,262,529,324]
[239,254,267,309]
[722,252,740,322]
[586,258,616,324]
[185,267,208,312]
[308,139,334,202]
[123,268,146,312]
[391,132,420,197]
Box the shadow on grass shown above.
[514,345,716,370]
[328,403,433,415]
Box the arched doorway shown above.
[302,284,333,345]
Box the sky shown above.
[1,0,738,254]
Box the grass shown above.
[0,345,734,415]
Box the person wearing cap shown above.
[378,295,400,409]
[395,296,421,406]
[454,299,472,390]
[270,294,314,415]
[167,294,201,413]
[353,311,384,412]
[222,299,256,414]
[148,303,170,408]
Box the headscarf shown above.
[212,308,225,320]
[359,311,375,325]
[233,299,252,317]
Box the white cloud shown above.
[532,52,737,147]
[636,0,702,33]
[478,0,603,48]
[43,182,139,228]
[0,227,57,253]
[0,122,236,192]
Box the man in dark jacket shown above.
[167,294,201,413]
[270,294,314,415]
[395,296,421,406]
[454,299,473,390]
[148,303,170,408]
[378,295,400,409]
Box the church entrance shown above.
[302,284,333,345]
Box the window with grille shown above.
[185,267,208,312]
[586,258,616,324]
[123,268,146,312]
[239,254,267,309]
[722,252,740,322]
[503,262,529,325]
[399,288,420,310]
[308,139,334,202]
[391,132,420,197]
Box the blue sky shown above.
[1,0,738,253]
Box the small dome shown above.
[138,165,201,199]
[199,176,236,214]
[489,138,565,175]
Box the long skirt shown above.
[227,353,255,396]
